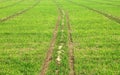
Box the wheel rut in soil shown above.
[0,0,40,22]
[54,1,75,74]
[84,0,120,7]
[0,0,24,9]
[66,11,75,75]
[40,1,75,74]
[39,11,61,75]
[67,0,120,24]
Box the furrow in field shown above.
[0,0,24,9]
[104,0,120,3]
[66,11,75,75]
[0,0,40,22]
[84,0,120,7]
[46,1,75,74]
[55,9,65,74]
[40,12,61,75]
[67,0,120,24]
[53,1,69,75]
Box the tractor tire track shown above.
[104,0,120,3]
[53,0,63,15]
[66,11,75,75]
[0,0,24,9]
[54,1,75,74]
[84,0,120,7]
[54,2,68,74]
[0,0,40,22]
[67,0,120,24]
[40,12,61,75]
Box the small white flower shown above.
[56,56,61,62]
[58,45,62,49]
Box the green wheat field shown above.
[0,0,120,75]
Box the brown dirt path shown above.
[39,12,61,75]
[66,12,75,75]
[40,1,75,74]
[53,1,75,74]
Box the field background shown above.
[0,0,120,75]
